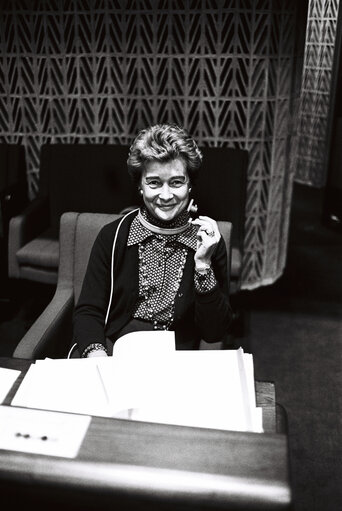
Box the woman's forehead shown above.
[143,158,188,178]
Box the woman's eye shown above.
[147,180,161,188]
[171,179,185,187]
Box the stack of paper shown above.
[11,331,263,432]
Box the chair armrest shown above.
[12,290,74,360]
[8,197,49,278]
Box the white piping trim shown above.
[104,209,139,326]
[67,342,77,359]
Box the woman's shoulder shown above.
[98,210,139,242]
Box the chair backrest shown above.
[193,146,248,251]
[0,143,26,190]
[73,212,122,303]
[217,220,232,290]
[39,144,139,234]
[38,144,247,253]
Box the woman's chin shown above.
[156,212,176,223]
[153,207,178,222]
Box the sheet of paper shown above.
[0,368,21,403]
[99,347,174,416]
[98,330,177,417]
[132,351,253,431]
[100,349,261,432]
[0,405,90,458]
[238,350,263,432]
[11,358,114,417]
[113,330,176,357]
[252,407,264,433]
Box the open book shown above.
[11,331,263,432]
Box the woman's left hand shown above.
[191,216,221,268]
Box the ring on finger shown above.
[205,230,215,237]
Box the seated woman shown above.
[72,123,232,358]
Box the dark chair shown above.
[0,144,28,294]
[8,144,138,284]
[194,147,248,294]
[12,212,233,359]
[0,144,27,236]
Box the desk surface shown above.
[0,357,292,510]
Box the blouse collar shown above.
[127,209,198,251]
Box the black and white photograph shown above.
[0,1,341,510]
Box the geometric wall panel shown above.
[295,0,340,187]
[0,1,302,289]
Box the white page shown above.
[99,348,172,416]
[0,368,21,403]
[241,351,259,410]
[129,350,253,431]
[0,406,90,458]
[113,330,176,357]
[11,358,113,417]
[98,330,176,416]
[239,351,263,432]
[236,348,256,430]
[99,348,260,432]
[251,407,264,433]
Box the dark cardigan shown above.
[73,211,232,352]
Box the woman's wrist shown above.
[87,349,108,358]
[81,342,108,358]
[195,260,211,274]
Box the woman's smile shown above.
[157,203,177,210]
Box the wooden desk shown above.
[0,358,292,510]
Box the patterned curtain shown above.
[295,0,340,187]
[0,1,301,289]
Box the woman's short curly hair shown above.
[127,124,203,185]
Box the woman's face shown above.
[140,158,190,222]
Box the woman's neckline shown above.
[138,208,191,235]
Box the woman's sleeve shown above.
[194,236,233,342]
[72,226,114,353]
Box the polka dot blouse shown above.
[127,209,217,328]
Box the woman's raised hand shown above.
[191,216,220,269]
